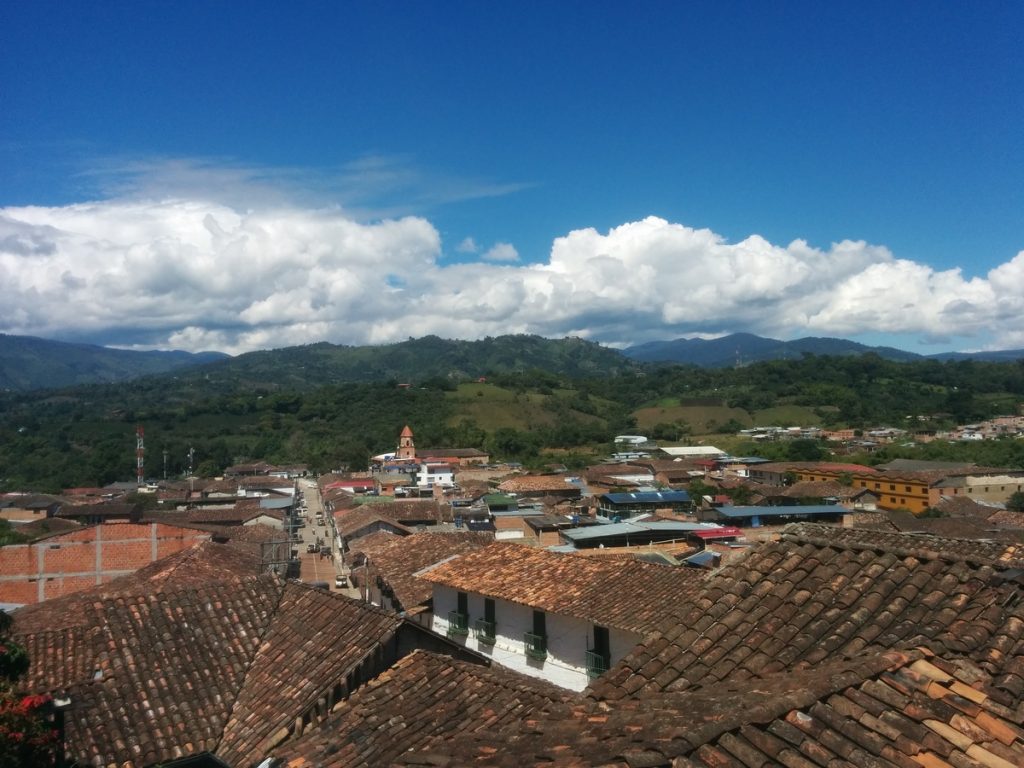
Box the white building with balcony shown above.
[418,541,707,691]
[416,462,455,490]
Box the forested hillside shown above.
[0,334,226,391]
[2,353,1023,493]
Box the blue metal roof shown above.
[684,550,719,567]
[601,490,691,505]
[260,497,294,510]
[712,504,847,519]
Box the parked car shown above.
[306,543,317,553]
[334,575,348,588]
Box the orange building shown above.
[397,425,416,460]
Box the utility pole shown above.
[163,450,168,481]
[187,447,196,504]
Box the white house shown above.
[418,541,707,691]
[416,462,455,490]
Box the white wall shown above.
[242,514,284,529]
[431,585,638,692]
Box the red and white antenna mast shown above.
[136,425,145,487]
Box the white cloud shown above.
[481,242,519,262]
[456,237,478,253]
[1,201,1022,354]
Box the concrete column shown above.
[36,543,46,602]
[95,524,103,584]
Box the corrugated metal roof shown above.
[602,490,691,504]
[713,504,847,518]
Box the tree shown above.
[687,479,714,507]
[0,520,30,547]
[1007,491,1024,513]
[787,439,824,462]
[195,459,222,478]
[720,418,747,434]
[0,612,59,766]
[727,484,754,505]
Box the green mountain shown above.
[0,334,227,391]
[183,334,639,390]
[625,333,921,366]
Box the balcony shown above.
[447,611,469,637]
[585,649,609,679]
[524,632,547,660]
[474,618,496,644]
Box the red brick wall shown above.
[0,522,209,604]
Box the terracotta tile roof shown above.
[584,463,654,480]
[933,494,1003,518]
[771,479,858,498]
[19,575,284,766]
[211,522,294,560]
[497,475,581,494]
[752,461,879,474]
[877,508,1024,543]
[11,542,406,768]
[272,650,570,768]
[852,511,900,531]
[420,541,708,635]
[10,516,82,540]
[12,540,259,635]
[146,505,284,526]
[238,475,295,489]
[357,500,451,524]
[215,584,405,766]
[781,521,1024,566]
[407,648,1024,767]
[202,478,242,495]
[335,506,414,539]
[987,509,1024,528]
[348,531,494,612]
[587,522,1024,702]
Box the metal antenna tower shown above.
[136,426,145,487]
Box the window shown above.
[475,598,496,643]
[889,484,896,491]
[587,625,611,678]
[905,486,912,492]
[524,610,547,660]
[448,591,469,637]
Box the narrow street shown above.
[295,478,357,597]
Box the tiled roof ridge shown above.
[647,648,923,749]
[206,571,294,756]
[781,522,1024,568]
[145,539,219,580]
[396,649,573,702]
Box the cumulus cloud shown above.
[481,242,520,262]
[0,201,1021,354]
[456,237,478,254]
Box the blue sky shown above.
[1,2,1022,354]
